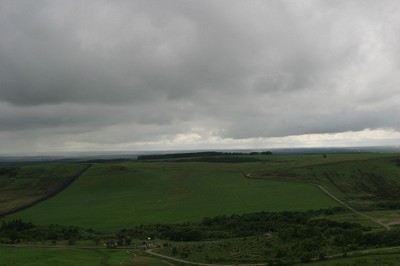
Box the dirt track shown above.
[244,172,390,230]
[317,184,390,230]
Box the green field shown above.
[5,153,400,230]
[302,253,400,266]
[3,246,400,266]
[0,246,169,266]
[7,161,338,229]
[251,154,400,222]
[313,212,383,231]
[0,164,89,215]
[0,247,106,266]
[157,237,400,265]
[2,153,400,265]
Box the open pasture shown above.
[0,246,105,266]
[3,153,400,265]
[0,164,89,215]
[248,153,400,228]
[7,160,338,229]
[0,246,168,266]
[301,252,400,266]
[252,154,400,208]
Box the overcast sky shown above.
[1,0,400,154]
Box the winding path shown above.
[146,249,268,266]
[317,184,390,230]
[244,172,390,230]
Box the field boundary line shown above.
[316,184,390,230]
[244,172,390,230]
[0,164,93,218]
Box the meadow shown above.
[301,252,400,266]
[0,164,89,215]
[7,160,338,229]
[250,153,400,227]
[0,246,169,266]
[2,152,400,265]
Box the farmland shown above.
[6,159,338,229]
[0,246,169,266]
[2,151,400,265]
[0,164,90,216]
[248,153,400,227]
[0,246,106,266]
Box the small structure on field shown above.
[263,232,273,239]
[105,240,118,249]
[137,240,160,250]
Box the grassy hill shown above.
[0,164,90,216]
[248,153,400,229]
[3,153,400,265]
[0,246,168,266]
[252,154,400,209]
[6,160,338,229]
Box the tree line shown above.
[3,207,400,264]
[137,151,272,161]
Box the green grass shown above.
[313,212,383,231]
[361,210,400,226]
[311,157,400,206]
[158,236,276,264]
[4,153,400,265]
[6,161,338,229]
[0,164,89,214]
[0,247,105,266]
[301,253,400,265]
[0,246,169,266]
[106,250,170,266]
[253,154,400,207]
[5,153,400,230]
[156,237,400,265]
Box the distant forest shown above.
[137,151,272,161]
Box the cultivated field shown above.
[0,246,169,266]
[0,164,89,216]
[249,153,400,227]
[6,160,338,229]
[2,152,400,265]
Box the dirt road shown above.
[317,184,390,230]
[146,249,268,266]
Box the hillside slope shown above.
[6,161,337,229]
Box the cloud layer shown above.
[1,0,400,153]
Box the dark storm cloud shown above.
[0,0,399,152]
[0,0,252,106]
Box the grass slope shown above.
[301,253,400,266]
[0,247,105,266]
[0,164,89,215]
[251,153,400,227]
[7,161,337,229]
[0,247,169,266]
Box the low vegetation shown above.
[6,160,337,229]
[252,155,400,212]
[1,152,400,265]
[3,208,400,265]
[0,246,168,266]
[0,164,90,216]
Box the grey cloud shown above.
[0,0,400,153]
[0,0,252,106]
